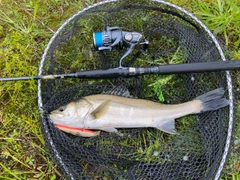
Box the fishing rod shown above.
[1,26,240,81]
[0,60,240,81]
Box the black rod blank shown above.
[0,60,239,81]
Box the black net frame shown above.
[37,0,236,179]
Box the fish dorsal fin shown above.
[155,119,177,134]
[91,101,110,119]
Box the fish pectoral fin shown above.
[100,127,123,136]
[155,119,176,134]
[91,101,110,119]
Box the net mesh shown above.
[38,0,237,179]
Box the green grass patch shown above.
[194,0,240,48]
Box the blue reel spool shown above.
[93,32,103,48]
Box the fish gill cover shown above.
[39,0,235,179]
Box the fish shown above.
[49,88,229,136]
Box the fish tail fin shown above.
[155,88,228,134]
[196,88,229,113]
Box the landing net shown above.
[38,1,237,179]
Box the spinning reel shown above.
[93,26,149,67]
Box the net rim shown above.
[37,1,234,179]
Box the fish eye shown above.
[59,107,65,112]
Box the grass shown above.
[0,0,239,179]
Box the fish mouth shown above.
[49,112,64,119]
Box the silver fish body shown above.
[49,88,229,135]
